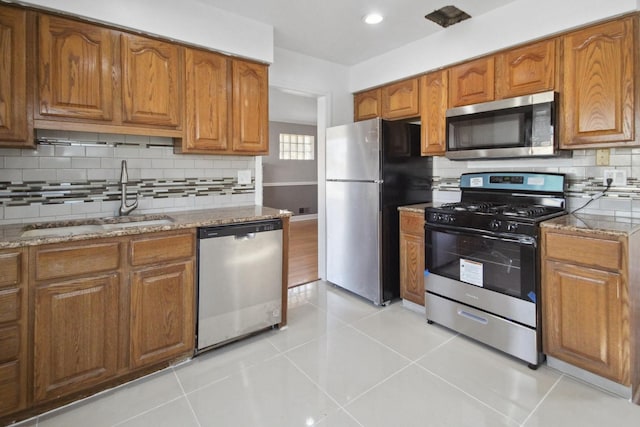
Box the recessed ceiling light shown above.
[363,13,384,25]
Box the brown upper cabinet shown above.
[495,39,557,99]
[0,6,31,147]
[381,77,420,120]
[182,50,268,155]
[420,70,447,156]
[36,13,184,136]
[561,17,636,148]
[37,14,117,123]
[183,49,229,153]
[354,88,381,121]
[121,33,183,129]
[231,59,269,154]
[448,57,495,107]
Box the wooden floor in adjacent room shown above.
[288,218,319,288]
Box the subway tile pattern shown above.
[0,130,256,224]
[432,148,640,218]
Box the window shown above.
[279,133,314,160]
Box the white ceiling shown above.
[199,0,516,66]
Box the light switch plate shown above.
[604,169,626,186]
[237,169,252,185]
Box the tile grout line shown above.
[172,367,203,427]
[110,395,185,427]
[413,360,523,426]
[519,373,564,426]
[280,352,349,425]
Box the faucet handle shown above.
[120,160,129,184]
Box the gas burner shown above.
[499,205,550,218]
[440,201,502,213]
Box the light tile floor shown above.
[14,280,640,427]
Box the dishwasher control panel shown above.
[198,219,283,239]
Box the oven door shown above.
[425,225,537,302]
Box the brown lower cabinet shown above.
[0,230,197,423]
[0,248,28,416]
[399,210,425,306]
[541,227,631,386]
[129,232,195,369]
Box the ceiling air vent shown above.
[425,5,471,28]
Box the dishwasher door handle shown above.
[235,232,256,240]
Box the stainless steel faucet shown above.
[119,160,138,216]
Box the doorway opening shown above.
[264,86,322,287]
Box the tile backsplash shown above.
[0,130,255,225]
[432,148,640,219]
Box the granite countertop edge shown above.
[541,213,640,236]
[0,205,292,249]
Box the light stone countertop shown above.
[0,205,292,249]
[397,203,432,214]
[541,213,640,237]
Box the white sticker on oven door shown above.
[469,177,483,187]
[460,259,483,287]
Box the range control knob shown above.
[489,219,502,231]
[507,222,518,232]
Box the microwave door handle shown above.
[425,224,536,246]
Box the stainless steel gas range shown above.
[424,172,566,368]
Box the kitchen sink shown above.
[102,219,173,230]
[21,215,174,237]
[21,224,105,238]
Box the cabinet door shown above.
[382,78,419,120]
[33,274,120,403]
[420,71,447,156]
[184,48,229,153]
[495,39,557,99]
[37,14,116,121]
[0,6,29,146]
[399,212,425,306]
[543,260,629,384]
[561,17,635,148]
[130,261,194,368]
[121,34,182,128]
[449,57,495,107]
[354,89,381,121]
[231,59,268,154]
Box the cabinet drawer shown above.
[34,241,121,281]
[0,361,20,414]
[0,252,21,288]
[0,326,19,363]
[545,232,622,270]
[400,213,424,235]
[0,288,20,323]
[130,232,194,266]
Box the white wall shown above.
[350,0,638,91]
[269,47,352,127]
[15,0,274,63]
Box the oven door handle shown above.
[424,224,537,247]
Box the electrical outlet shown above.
[596,148,610,166]
[604,169,626,186]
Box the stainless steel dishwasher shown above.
[196,219,283,354]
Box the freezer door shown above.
[326,118,380,181]
[326,180,382,304]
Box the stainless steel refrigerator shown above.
[326,118,432,305]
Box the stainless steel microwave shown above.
[445,91,567,160]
